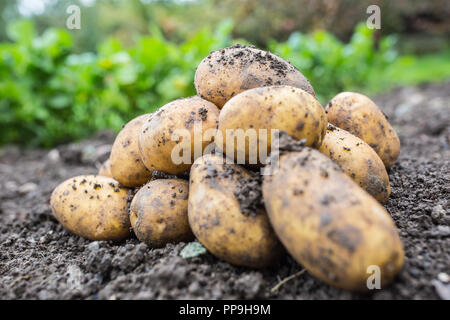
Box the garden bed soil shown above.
[0,82,448,299]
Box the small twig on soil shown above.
[9,275,31,288]
[271,269,306,293]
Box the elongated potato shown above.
[195,44,315,108]
[319,125,390,203]
[130,179,193,247]
[217,86,327,165]
[325,92,400,169]
[188,154,282,268]
[139,97,220,175]
[98,159,113,178]
[50,175,131,241]
[110,114,152,187]
[263,149,404,291]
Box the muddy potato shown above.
[195,44,315,108]
[50,175,131,241]
[130,179,193,247]
[217,86,327,165]
[319,125,390,203]
[98,159,113,178]
[325,92,400,169]
[110,114,152,187]
[263,149,404,291]
[139,96,220,175]
[188,154,282,268]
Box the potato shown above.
[319,124,390,203]
[217,86,327,165]
[50,175,131,241]
[130,179,193,247]
[325,92,400,169]
[195,44,315,108]
[110,114,152,187]
[262,149,404,291]
[98,159,113,178]
[188,154,282,268]
[139,96,220,175]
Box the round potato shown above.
[188,154,282,268]
[263,148,404,291]
[130,179,193,247]
[50,175,131,241]
[139,96,220,175]
[98,158,113,178]
[325,92,400,169]
[110,114,152,187]
[319,124,390,203]
[217,86,327,165]
[195,44,315,108]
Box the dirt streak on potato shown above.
[263,149,404,291]
[98,158,113,178]
[217,86,327,165]
[325,92,400,169]
[139,96,220,175]
[130,179,193,248]
[319,124,390,203]
[195,44,315,108]
[50,175,131,241]
[110,114,152,187]
[188,154,282,268]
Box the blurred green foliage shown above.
[1,19,449,148]
[0,19,233,147]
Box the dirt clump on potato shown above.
[188,154,283,268]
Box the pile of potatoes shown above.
[51,44,404,291]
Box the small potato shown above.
[139,96,220,175]
[50,175,131,241]
[188,154,282,268]
[319,125,390,203]
[195,44,315,108]
[325,92,400,169]
[130,179,193,247]
[98,159,113,178]
[217,86,327,165]
[263,149,404,291]
[110,114,152,187]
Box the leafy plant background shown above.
[1,19,449,147]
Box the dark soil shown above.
[0,82,449,300]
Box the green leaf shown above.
[180,242,207,259]
[6,20,35,44]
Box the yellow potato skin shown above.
[98,159,113,178]
[319,125,390,203]
[110,114,152,187]
[325,92,400,169]
[188,154,282,268]
[139,96,220,175]
[195,45,315,108]
[50,175,131,241]
[262,149,404,291]
[130,179,193,247]
[218,86,327,165]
